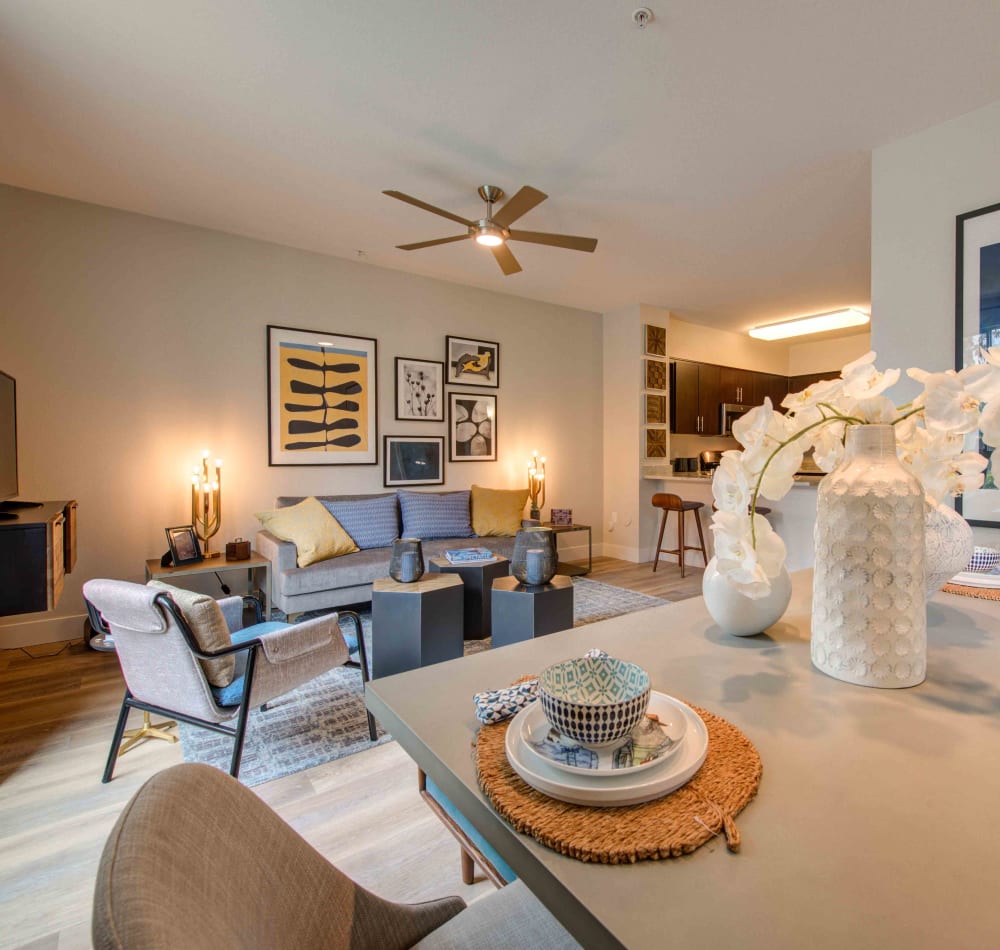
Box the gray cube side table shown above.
[371,573,464,678]
[490,574,574,648]
[427,555,510,640]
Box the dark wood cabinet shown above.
[753,372,789,409]
[720,367,753,405]
[670,361,720,435]
[0,501,75,617]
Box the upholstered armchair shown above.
[93,763,580,949]
[83,578,376,783]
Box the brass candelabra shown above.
[191,450,222,558]
[527,450,546,520]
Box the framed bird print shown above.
[267,324,378,466]
[445,335,499,388]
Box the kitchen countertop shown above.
[643,470,822,487]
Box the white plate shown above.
[948,569,1000,589]
[504,692,709,807]
[519,691,688,777]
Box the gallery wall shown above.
[0,184,603,647]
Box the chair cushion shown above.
[146,581,235,687]
[471,485,529,537]
[318,493,400,549]
[209,623,291,705]
[414,880,581,949]
[398,489,474,540]
[255,497,359,567]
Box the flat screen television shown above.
[0,370,17,505]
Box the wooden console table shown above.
[0,500,77,616]
[144,551,272,620]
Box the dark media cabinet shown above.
[0,501,77,616]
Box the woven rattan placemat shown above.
[476,703,761,863]
[942,582,1000,600]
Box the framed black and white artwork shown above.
[394,357,444,421]
[955,201,1000,526]
[448,392,497,461]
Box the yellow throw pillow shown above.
[255,496,359,567]
[471,485,530,537]
[146,580,235,687]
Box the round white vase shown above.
[924,500,974,597]
[702,556,792,636]
[811,424,926,688]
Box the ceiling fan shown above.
[382,185,598,275]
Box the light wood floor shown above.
[0,557,703,949]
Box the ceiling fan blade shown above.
[396,234,471,251]
[492,186,547,228]
[508,229,598,253]
[383,190,474,227]
[491,243,522,276]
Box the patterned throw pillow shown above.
[319,494,400,549]
[398,489,474,540]
[471,484,529,537]
[255,496,359,567]
[146,580,235,687]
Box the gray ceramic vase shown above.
[389,538,424,583]
[511,527,558,586]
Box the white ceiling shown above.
[2,1,1000,332]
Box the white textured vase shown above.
[702,556,792,636]
[924,501,974,597]
[811,425,926,688]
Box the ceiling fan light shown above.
[748,308,870,341]
[474,225,505,247]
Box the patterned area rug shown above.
[179,578,667,786]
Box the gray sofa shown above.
[256,493,519,616]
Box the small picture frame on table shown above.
[384,435,445,487]
[165,525,203,566]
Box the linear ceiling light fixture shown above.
[749,308,870,341]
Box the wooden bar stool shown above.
[652,493,709,577]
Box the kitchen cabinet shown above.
[0,501,76,616]
[752,372,789,409]
[720,367,753,405]
[670,361,720,435]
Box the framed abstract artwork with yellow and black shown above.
[267,325,378,466]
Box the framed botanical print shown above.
[955,201,1000,526]
[267,325,378,466]
[448,392,497,461]
[446,335,499,388]
[394,357,444,421]
[383,435,445,487]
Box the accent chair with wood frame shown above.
[83,578,376,782]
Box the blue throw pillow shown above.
[319,494,399,550]
[398,489,474,540]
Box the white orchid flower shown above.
[731,399,776,449]
[979,398,1000,447]
[781,376,843,412]
[920,371,983,434]
[712,453,752,513]
[840,351,901,399]
[710,511,787,598]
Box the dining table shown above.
[364,570,1000,949]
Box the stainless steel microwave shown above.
[720,403,751,436]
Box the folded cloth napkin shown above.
[473,649,608,725]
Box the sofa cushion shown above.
[318,493,400,549]
[146,580,235,687]
[471,485,529,537]
[398,490,474,540]
[255,497,359,567]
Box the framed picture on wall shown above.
[644,324,666,357]
[383,435,445,487]
[448,392,497,461]
[445,336,499,388]
[955,201,1000,526]
[394,357,444,421]
[267,325,378,466]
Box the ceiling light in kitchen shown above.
[749,308,870,341]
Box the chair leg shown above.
[653,509,668,572]
[678,509,686,577]
[461,848,476,885]
[693,508,709,567]
[117,710,178,756]
[229,648,258,777]
[102,691,133,783]
[342,610,377,741]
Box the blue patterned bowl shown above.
[967,546,1000,573]
[538,656,651,748]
